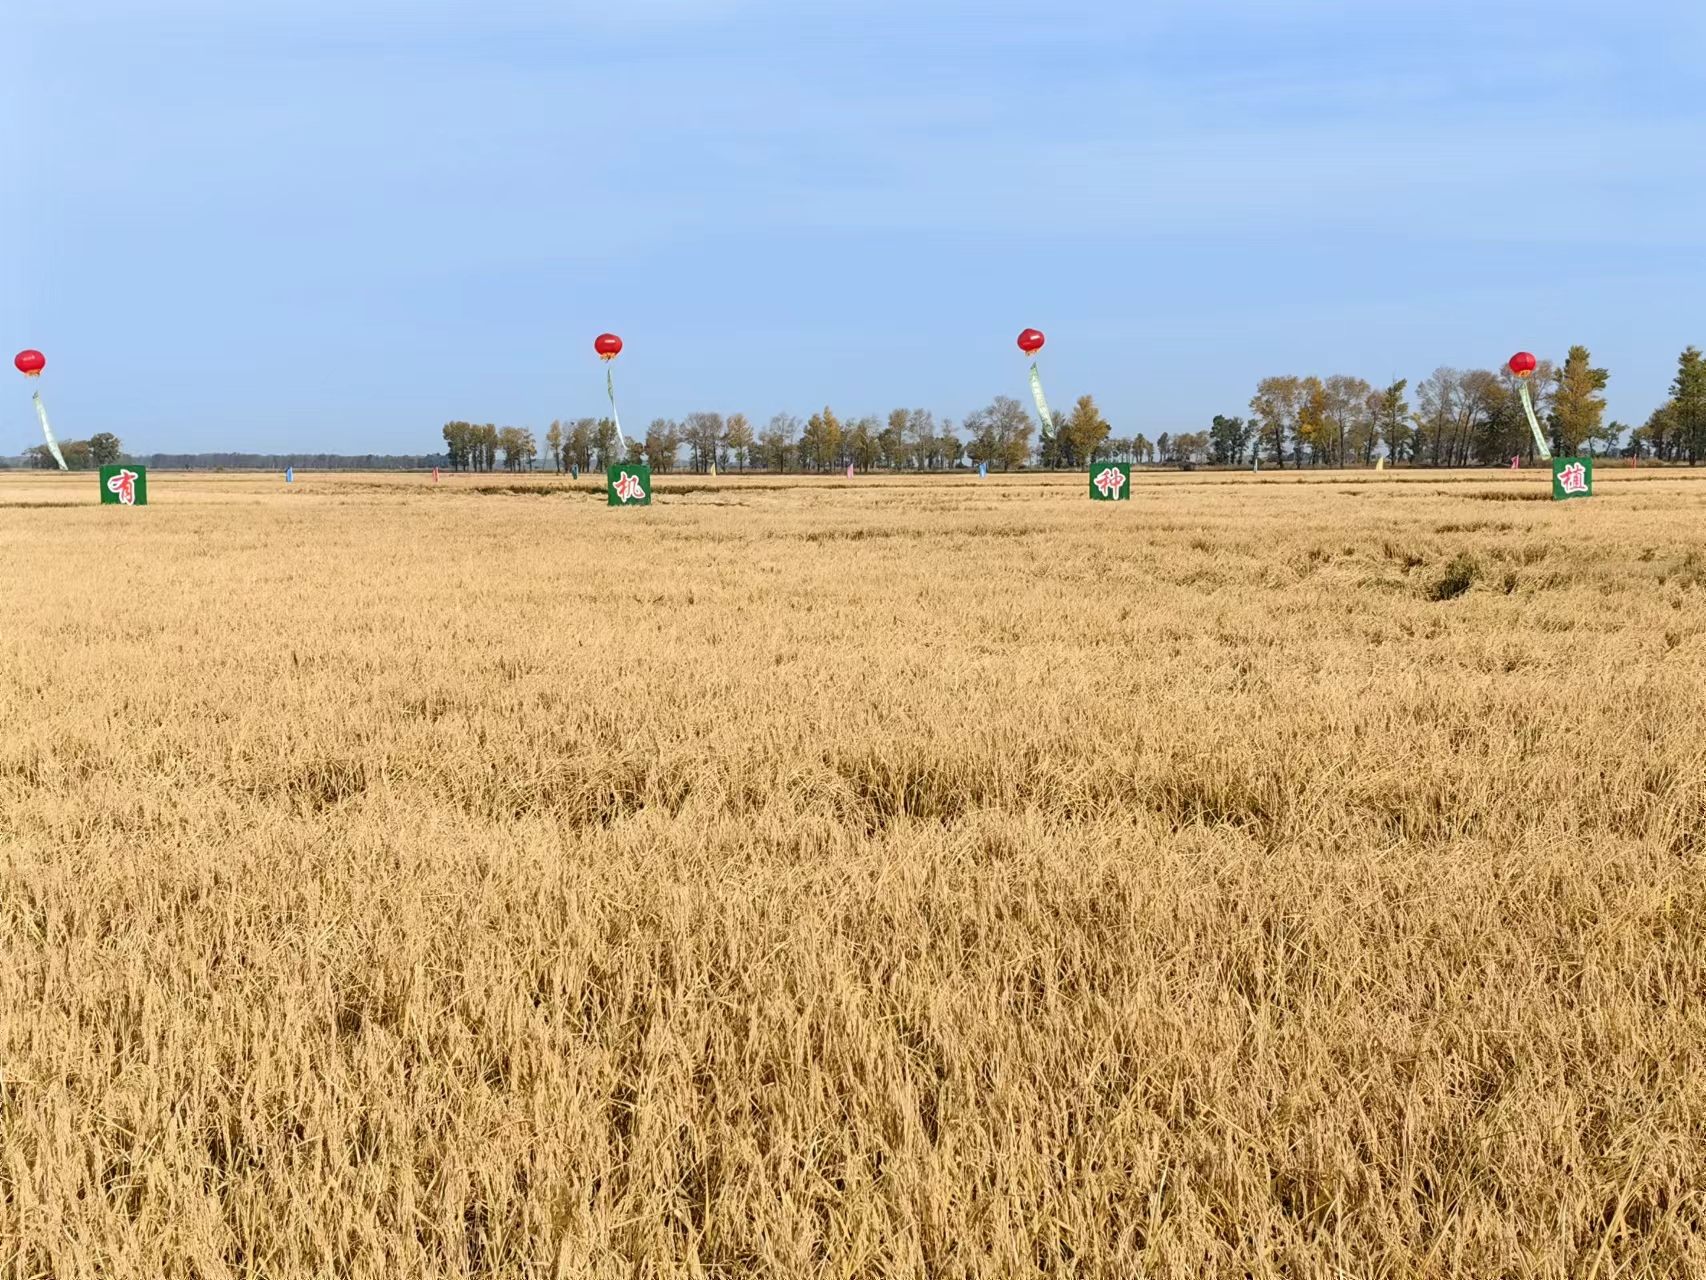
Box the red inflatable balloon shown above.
[595,333,623,361]
[14,349,45,377]
[1017,329,1045,357]
[1509,351,1537,379]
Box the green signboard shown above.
[99,465,147,506]
[607,465,651,507]
[1089,463,1131,501]
[1551,457,1592,501]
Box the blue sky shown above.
[7,0,1702,454]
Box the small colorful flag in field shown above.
[285,466,293,483]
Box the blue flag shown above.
[979,462,988,478]
[285,466,293,483]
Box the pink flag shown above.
[433,466,440,482]
[1510,456,1520,470]
[846,463,854,479]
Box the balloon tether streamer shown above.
[595,334,630,460]
[1508,353,1551,462]
[1518,381,1552,462]
[34,392,67,470]
[1029,363,1055,441]
[1016,330,1055,443]
[607,367,628,458]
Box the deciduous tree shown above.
[722,413,754,471]
[1473,382,1529,465]
[799,407,844,472]
[1639,401,1675,460]
[1208,415,1251,466]
[497,426,536,471]
[906,410,938,469]
[1413,368,1459,467]
[1170,431,1209,464]
[848,416,880,472]
[1670,346,1706,463]
[1249,376,1302,467]
[1323,376,1372,467]
[1295,377,1331,465]
[962,398,1034,470]
[683,412,724,473]
[759,414,799,472]
[1369,380,1411,464]
[1551,345,1609,457]
[441,421,475,471]
[568,419,597,471]
[1063,395,1111,465]
[880,410,908,469]
[89,432,123,466]
[645,419,682,472]
[592,419,618,469]
[938,421,963,469]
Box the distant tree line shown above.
[446,395,1123,475]
[1220,345,1706,468]
[1632,347,1706,462]
[62,344,1681,477]
[446,347,1699,474]
[1233,355,1610,469]
[8,440,452,471]
[440,422,542,472]
[141,452,450,470]
[18,433,124,469]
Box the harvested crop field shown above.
[4,467,1706,1277]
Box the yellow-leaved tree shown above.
[1551,345,1610,456]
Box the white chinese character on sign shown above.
[614,471,646,503]
[1093,466,1126,499]
[1557,462,1588,495]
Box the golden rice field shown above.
[3,466,1706,1278]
